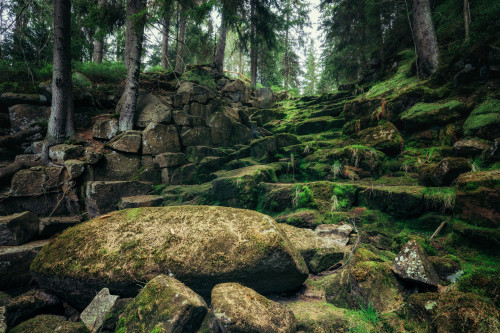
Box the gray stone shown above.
[38,216,82,237]
[92,118,119,140]
[154,152,186,168]
[4,290,63,329]
[8,104,50,133]
[119,195,164,209]
[0,307,5,333]
[221,80,250,104]
[392,240,440,287]
[10,166,64,196]
[49,144,84,164]
[181,127,212,147]
[84,147,104,165]
[64,159,86,179]
[142,123,181,155]
[173,110,191,126]
[97,151,141,181]
[106,131,142,154]
[453,138,490,157]
[135,93,172,128]
[1,92,48,107]
[0,212,38,246]
[189,102,212,118]
[250,136,277,160]
[80,288,119,333]
[85,181,152,218]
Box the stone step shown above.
[0,211,38,246]
[119,195,164,210]
[294,117,346,135]
[38,216,83,238]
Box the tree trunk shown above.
[215,9,228,73]
[161,13,171,69]
[464,0,470,41]
[413,0,439,77]
[42,0,73,160]
[118,0,146,131]
[283,0,290,89]
[175,4,187,73]
[250,0,257,88]
[92,0,106,63]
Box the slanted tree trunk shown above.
[250,0,257,88]
[215,8,228,73]
[42,0,74,160]
[175,4,187,73]
[464,0,470,41]
[118,0,146,131]
[92,0,107,63]
[161,13,171,69]
[413,0,439,77]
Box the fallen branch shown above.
[429,221,446,241]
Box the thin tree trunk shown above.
[175,4,187,73]
[215,9,228,73]
[92,0,106,63]
[250,0,257,88]
[283,0,290,89]
[161,13,171,69]
[413,0,439,77]
[118,0,146,131]
[463,0,470,41]
[42,0,73,160]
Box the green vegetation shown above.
[463,99,500,137]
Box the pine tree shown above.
[303,40,318,95]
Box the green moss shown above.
[457,268,500,307]
[9,315,89,333]
[463,99,500,136]
[296,185,316,209]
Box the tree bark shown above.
[92,0,106,63]
[118,0,146,131]
[161,13,171,69]
[250,0,257,88]
[42,0,74,160]
[215,8,228,73]
[175,4,187,73]
[283,0,290,89]
[413,0,439,77]
[463,0,470,41]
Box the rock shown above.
[0,240,49,290]
[38,216,82,238]
[392,240,440,287]
[92,118,119,140]
[142,123,181,155]
[100,298,131,332]
[0,212,38,246]
[135,93,172,128]
[315,224,354,246]
[255,87,274,108]
[357,122,403,155]
[154,152,186,168]
[31,206,309,309]
[8,315,89,333]
[10,166,64,196]
[400,100,464,131]
[482,138,500,163]
[0,93,48,107]
[4,290,63,329]
[105,131,142,154]
[8,104,50,133]
[358,185,424,217]
[275,210,320,228]
[180,126,212,147]
[250,137,277,161]
[172,110,192,126]
[407,291,500,333]
[275,133,301,148]
[279,224,347,274]
[0,307,5,333]
[80,288,119,333]
[211,283,295,333]
[161,163,197,185]
[428,256,462,282]
[454,169,500,227]
[463,99,500,139]
[221,79,250,103]
[85,181,152,218]
[208,112,252,147]
[118,195,163,209]
[84,147,104,165]
[49,144,84,164]
[430,157,470,187]
[97,151,141,181]
[64,159,86,179]
[116,275,207,333]
[185,146,221,162]
[295,117,345,135]
[175,82,215,107]
[453,138,490,157]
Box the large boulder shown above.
[48,144,84,165]
[221,79,250,104]
[454,169,500,227]
[453,138,490,157]
[357,122,403,155]
[400,100,464,131]
[10,166,64,196]
[0,211,38,246]
[208,112,252,147]
[429,157,470,187]
[463,99,500,139]
[116,275,207,333]
[142,123,181,155]
[1,93,48,107]
[180,126,212,147]
[105,131,142,154]
[96,151,141,180]
[31,206,309,309]
[210,283,295,333]
[80,288,119,333]
[92,118,119,140]
[358,185,424,217]
[8,104,50,133]
[135,93,172,128]
[8,315,89,333]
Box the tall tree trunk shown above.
[161,13,171,69]
[92,0,106,63]
[118,0,146,131]
[283,0,290,89]
[463,0,470,41]
[42,0,74,160]
[215,8,228,73]
[413,0,439,77]
[250,0,257,88]
[175,4,187,73]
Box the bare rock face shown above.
[105,131,142,154]
[135,93,172,128]
[92,118,119,140]
[48,144,84,165]
[392,240,440,287]
[8,104,50,133]
[0,212,39,246]
[453,138,490,157]
[210,283,296,333]
[31,206,308,309]
[142,123,181,155]
[116,275,207,333]
[80,288,119,333]
[7,314,88,333]
[10,166,64,196]
[118,195,163,209]
[64,160,86,179]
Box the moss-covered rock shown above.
[31,206,308,309]
[358,185,424,217]
[400,100,464,131]
[210,283,295,333]
[275,210,320,228]
[115,275,207,333]
[463,99,500,139]
[452,221,500,247]
[357,122,404,156]
[392,240,440,287]
[295,116,345,135]
[9,315,89,333]
[457,268,500,308]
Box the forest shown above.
[0,0,499,332]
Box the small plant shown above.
[358,301,380,325]
[470,157,483,172]
[331,160,343,179]
[293,185,316,209]
[331,194,340,211]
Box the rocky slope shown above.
[0,57,499,332]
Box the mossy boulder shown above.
[358,185,424,217]
[400,100,464,131]
[295,116,345,135]
[407,291,500,333]
[31,206,308,309]
[457,268,500,308]
[9,315,89,333]
[452,221,500,247]
[463,99,500,139]
[115,275,207,333]
[454,170,500,228]
[357,122,404,156]
[210,283,296,333]
[275,210,320,228]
